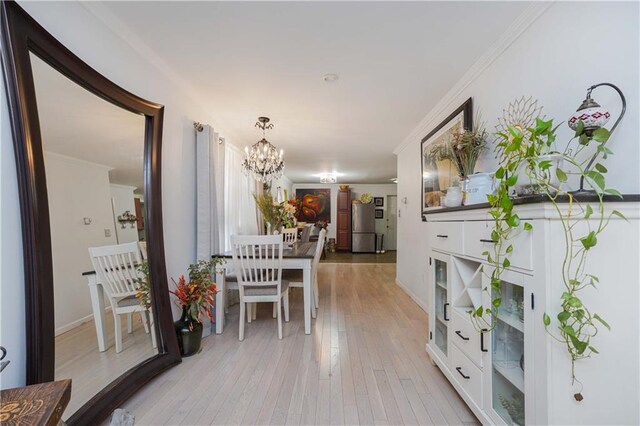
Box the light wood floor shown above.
[119,263,478,425]
[56,309,157,417]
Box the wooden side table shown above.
[1,379,71,425]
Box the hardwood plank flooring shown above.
[117,263,478,425]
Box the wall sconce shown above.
[117,210,138,229]
[568,82,626,193]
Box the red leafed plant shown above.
[169,258,224,323]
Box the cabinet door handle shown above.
[436,234,448,238]
[455,330,469,341]
[443,303,450,321]
[479,239,498,243]
[456,367,470,379]
[480,328,488,352]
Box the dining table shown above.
[213,241,317,335]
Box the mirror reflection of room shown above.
[30,53,158,417]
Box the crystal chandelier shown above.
[242,117,285,182]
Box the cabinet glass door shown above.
[492,279,525,425]
[434,258,449,356]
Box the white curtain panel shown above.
[223,144,260,250]
[196,125,225,260]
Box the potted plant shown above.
[429,119,489,204]
[170,258,224,357]
[254,192,297,233]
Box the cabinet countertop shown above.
[422,193,640,220]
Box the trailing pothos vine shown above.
[469,117,626,400]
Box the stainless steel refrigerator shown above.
[352,203,376,253]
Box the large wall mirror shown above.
[1,2,180,424]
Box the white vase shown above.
[444,186,462,207]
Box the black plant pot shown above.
[174,306,203,357]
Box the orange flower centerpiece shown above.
[170,258,224,356]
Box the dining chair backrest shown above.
[89,242,142,299]
[300,225,312,243]
[231,235,284,289]
[313,229,327,270]
[138,241,148,261]
[281,227,297,244]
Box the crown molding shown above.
[393,1,553,155]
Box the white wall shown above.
[110,184,139,244]
[270,175,293,203]
[395,2,639,312]
[0,1,218,388]
[292,183,397,242]
[45,153,118,334]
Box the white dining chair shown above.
[231,235,290,340]
[281,227,298,245]
[282,228,326,318]
[88,242,156,353]
[300,224,313,243]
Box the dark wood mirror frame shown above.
[1,2,181,423]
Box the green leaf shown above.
[555,168,568,182]
[571,335,588,354]
[580,231,598,250]
[557,311,571,322]
[595,163,608,173]
[543,313,551,326]
[585,204,593,219]
[587,170,605,190]
[592,127,610,143]
[495,167,505,179]
[506,245,513,254]
[538,160,552,171]
[574,120,585,136]
[594,313,611,330]
[503,258,511,268]
[508,126,523,138]
[506,214,521,227]
[611,210,628,222]
[579,133,589,146]
[491,230,500,242]
[604,188,623,198]
[492,298,502,308]
[562,325,576,336]
[481,250,490,256]
[475,306,483,317]
[568,297,583,308]
[589,346,599,354]
[505,174,518,187]
[523,222,533,231]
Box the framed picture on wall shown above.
[420,97,473,212]
[375,209,384,219]
[374,197,384,207]
[295,188,331,223]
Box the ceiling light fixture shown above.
[323,73,339,83]
[320,173,337,184]
[242,117,285,182]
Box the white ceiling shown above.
[32,1,530,185]
[91,1,529,184]
[30,53,146,190]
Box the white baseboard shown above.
[55,307,112,336]
[394,277,429,314]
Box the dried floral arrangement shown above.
[429,117,488,178]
